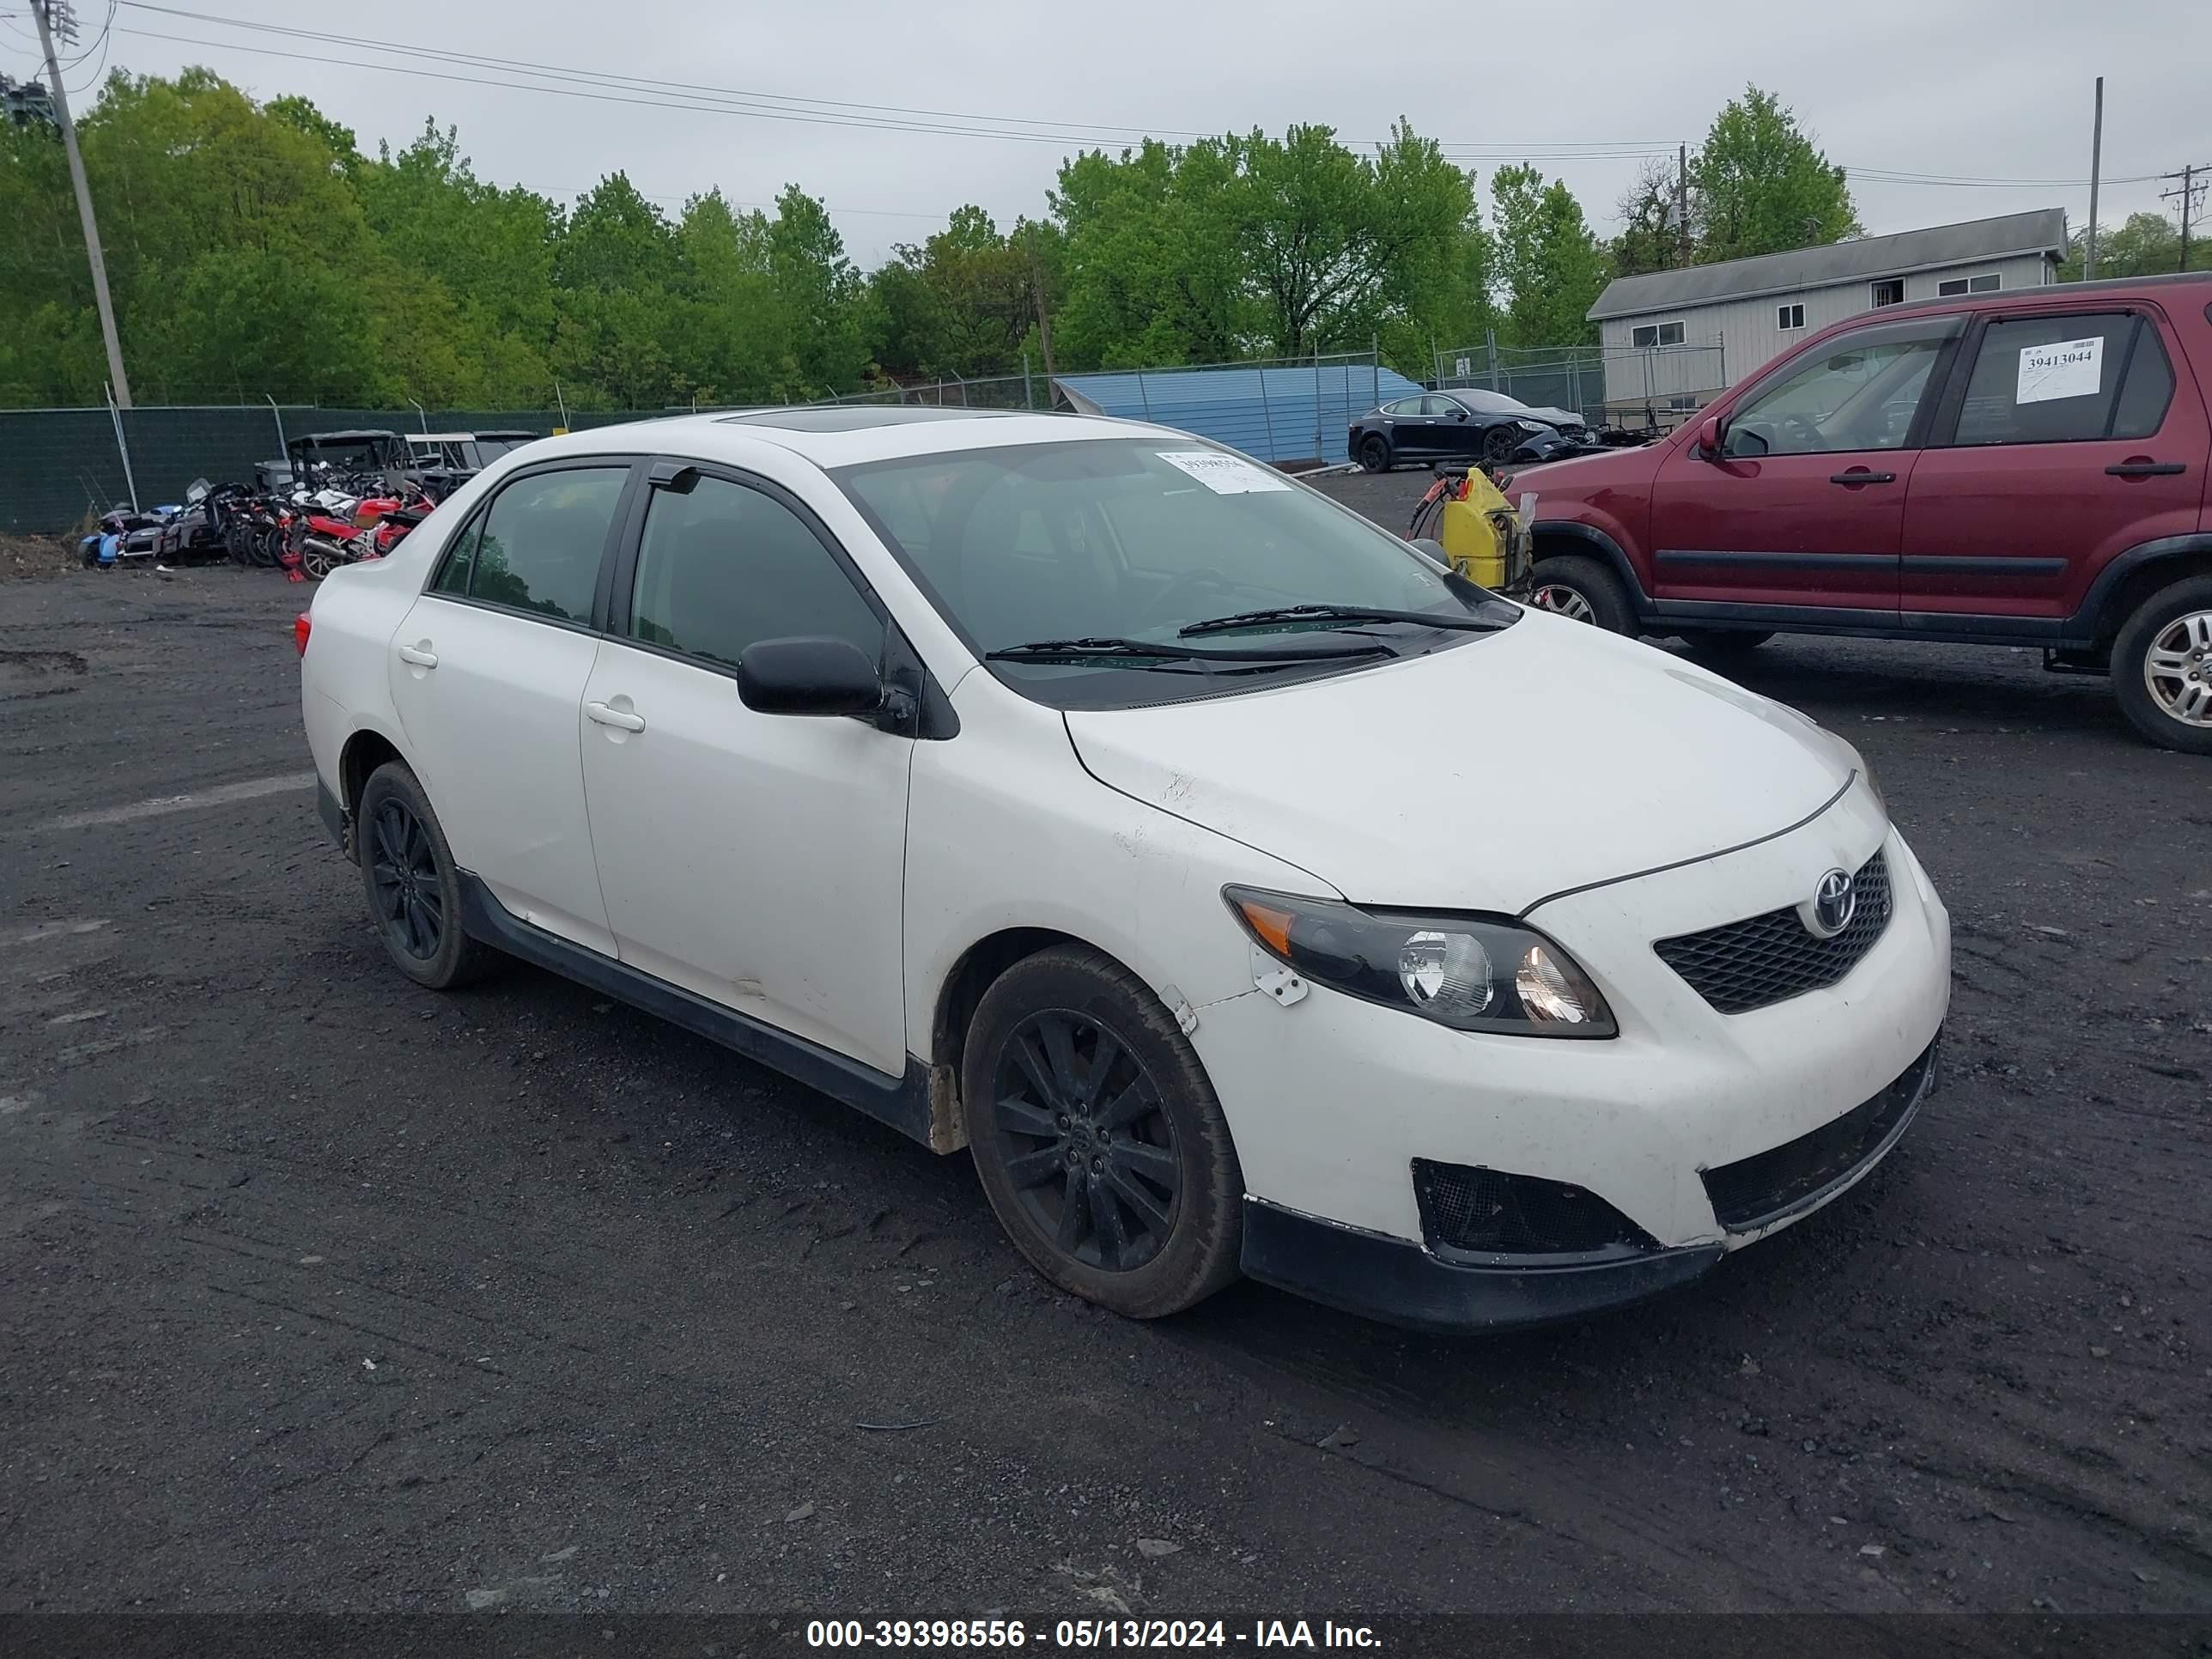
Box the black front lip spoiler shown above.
[1242,1200,1724,1334]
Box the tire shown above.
[1527,553,1636,634]
[2112,576,2212,755]
[1358,434,1392,473]
[962,945,1244,1319]
[356,762,498,990]
[1678,629,1775,664]
[1481,423,1517,464]
[299,538,343,581]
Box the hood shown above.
[1064,616,1854,915]
[1517,404,1584,428]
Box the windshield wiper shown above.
[985,635,1390,665]
[1178,604,1510,638]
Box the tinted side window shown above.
[432,514,481,595]
[468,467,628,623]
[629,475,881,671]
[1952,314,2168,446]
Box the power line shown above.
[110,2,1692,160]
[97,2,2167,196]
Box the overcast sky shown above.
[11,0,2207,268]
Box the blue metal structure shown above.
[1056,360,1424,466]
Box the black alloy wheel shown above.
[368,794,443,963]
[1481,423,1518,463]
[991,1009,1182,1273]
[355,761,495,990]
[963,945,1243,1317]
[1358,434,1392,472]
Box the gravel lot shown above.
[2,477,2207,1628]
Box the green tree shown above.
[2058,211,2212,279]
[1690,87,1860,264]
[768,185,868,396]
[1611,156,1685,279]
[1490,163,1607,348]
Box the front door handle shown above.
[585,700,646,733]
[2105,461,2185,477]
[1829,470,1897,485]
[396,643,438,668]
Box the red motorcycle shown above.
[292,481,434,581]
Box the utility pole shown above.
[1675,142,1691,266]
[31,0,131,408]
[2084,76,2103,279]
[1023,228,1057,383]
[2161,165,2206,272]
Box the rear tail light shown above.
[295,612,312,658]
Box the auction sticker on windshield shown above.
[1157,450,1291,494]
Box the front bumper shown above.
[1188,795,1950,1322]
[1240,1036,1938,1333]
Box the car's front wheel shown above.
[963,945,1243,1319]
[1358,434,1392,472]
[2113,576,2212,755]
[356,761,497,988]
[1527,554,1635,634]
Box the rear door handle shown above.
[1829,471,1897,485]
[2105,461,2185,477]
[396,643,438,667]
[585,700,646,733]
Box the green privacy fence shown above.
[0,404,648,535]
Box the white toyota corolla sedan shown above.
[298,407,1950,1331]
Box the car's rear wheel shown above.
[2113,577,2212,755]
[356,762,497,989]
[1358,434,1392,472]
[1528,554,1635,634]
[963,945,1243,1319]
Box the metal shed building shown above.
[1585,209,2069,418]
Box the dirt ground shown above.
[1,480,2207,1632]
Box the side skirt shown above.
[456,872,938,1150]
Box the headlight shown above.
[1516,418,1547,433]
[1224,887,1615,1038]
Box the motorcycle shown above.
[290,476,435,581]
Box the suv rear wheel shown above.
[1528,554,1635,634]
[2114,576,2212,755]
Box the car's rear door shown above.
[575,459,915,1079]
[1902,302,2210,627]
[1647,313,1966,619]
[387,459,638,956]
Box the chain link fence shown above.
[1433,339,1728,432]
[2,351,1425,532]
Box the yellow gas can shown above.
[1436,469,1530,591]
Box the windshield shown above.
[1448,389,1536,416]
[834,438,1509,708]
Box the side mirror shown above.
[1697,416,1723,458]
[1449,407,1468,421]
[738,635,884,718]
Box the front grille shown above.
[1700,1039,1936,1231]
[1655,851,1893,1015]
[1413,1159,1658,1259]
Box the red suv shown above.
[1512,273,2212,752]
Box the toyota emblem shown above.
[1808,868,1856,939]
